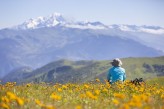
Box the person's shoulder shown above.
[109,67,114,71]
[119,67,125,72]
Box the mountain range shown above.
[0,12,164,78]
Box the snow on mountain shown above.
[14,13,66,29]
[12,12,164,35]
[108,24,164,35]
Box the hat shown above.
[110,58,122,67]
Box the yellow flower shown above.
[112,99,119,105]
[57,88,62,92]
[95,78,100,82]
[1,96,10,103]
[102,88,108,93]
[26,84,31,87]
[95,90,100,95]
[75,105,82,109]
[16,97,24,106]
[79,94,86,98]
[43,105,55,109]
[86,91,97,100]
[6,92,17,100]
[35,99,44,106]
[0,102,9,109]
[50,93,61,100]
[62,85,67,89]
[134,87,138,91]
[114,93,125,99]
[84,84,89,89]
[139,87,144,92]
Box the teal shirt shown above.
[107,67,126,84]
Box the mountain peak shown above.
[13,12,66,29]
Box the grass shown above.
[0,77,164,109]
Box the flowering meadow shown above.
[0,79,164,109]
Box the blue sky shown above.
[0,0,164,29]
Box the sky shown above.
[0,0,164,29]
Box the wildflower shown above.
[62,85,67,89]
[1,96,10,103]
[114,93,125,99]
[84,84,89,89]
[50,93,61,100]
[139,87,144,92]
[16,97,24,106]
[112,99,119,105]
[26,84,31,87]
[57,88,62,92]
[35,99,44,106]
[86,91,97,100]
[95,78,100,82]
[102,88,108,93]
[0,102,9,109]
[6,92,17,100]
[43,105,55,109]
[95,90,100,95]
[79,94,86,98]
[161,94,164,100]
[75,105,82,109]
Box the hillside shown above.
[2,56,164,84]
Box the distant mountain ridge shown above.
[0,12,164,78]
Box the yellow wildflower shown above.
[1,96,10,103]
[0,102,9,109]
[26,84,31,87]
[35,99,44,106]
[62,85,67,89]
[50,93,61,100]
[43,105,55,109]
[95,90,100,95]
[6,92,17,100]
[95,78,100,82]
[84,84,89,89]
[57,88,62,92]
[16,97,24,106]
[161,94,164,99]
[114,93,125,99]
[102,88,108,93]
[112,99,119,105]
[75,105,82,109]
[86,91,97,100]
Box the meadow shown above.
[0,78,164,109]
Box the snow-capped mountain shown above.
[13,12,107,30]
[12,13,164,35]
[0,12,164,78]
[14,13,66,29]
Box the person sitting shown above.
[107,58,126,84]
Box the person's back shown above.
[107,58,126,84]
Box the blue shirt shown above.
[107,66,126,84]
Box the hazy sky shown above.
[0,0,164,29]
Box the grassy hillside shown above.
[2,56,164,84]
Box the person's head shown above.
[110,58,122,67]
